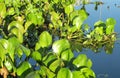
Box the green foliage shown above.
[0,0,116,78]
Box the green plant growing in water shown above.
[0,0,116,78]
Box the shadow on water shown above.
[75,0,120,78]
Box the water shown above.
[76,0,120,78]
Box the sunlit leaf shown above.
[65,5,74,15]
[7,7,15,15]
[80,68,96,78]
[0,3,6,18]
[52,39,70,55]
[87,59,92,68]
[8,21,24,34]
[43,52,57,66]
[73,54,88,68]
[49,59,61,72]
[57,68,73,78]
[106,18,116,34]
[61,49,74,61]
[72,71,85,78]
[4,60,12,71]
[25,71,40,78]
[31,51,42,61]
[20,45,30,56]
[35,31,52,50]
[17,62,31,76]
[0,44,6,61]
[39,66,55,78]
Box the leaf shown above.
[4,61,12,71]
[35,31,52,50]
[31,51,42,61]
[52,39,70,55]
[43,52,57,66]
[39,66,55,78]
[106,18,116,34]
[8,37,20,61]
[72,71,85,78]
[8,21,24,34]
[17,62,31,76]
[57,68,73,78]
[0,44,6,61]
[25,71,40,78]
[36,12,44,25]
[0,3,6,18]
[7,7,15,15]
[53,0,59,3]
[10,27,23,43]
[61,49,74,61]
[65,5,74,15]
[24,21,32,32]
[20,45,30,56]
[27,13,37,25]
[73,54,88,68]
[72,10,87,30]
[0,39,9,50]
[49,59,61,72]
[80,68,96,78]
[87,59,92,68]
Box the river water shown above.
[75,0,120,78]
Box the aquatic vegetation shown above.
[0,0,116,78]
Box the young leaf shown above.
[57,68,73,78]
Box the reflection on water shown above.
[76,0,120,78]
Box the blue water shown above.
[76,0,120,78]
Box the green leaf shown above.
[106,18,116,34]
[80,68,96,78]
[10,27,23,43]
[4,61,12,71]
[72,71,85,78]
[35,31,52,50]
[73,54,88,68]
[57,68,73,78]
[27,13,37,25]
[36,12,44,25]
[49,59,61,72]
[24,21,32,32]
[0,44,6,61]
[52,0,59,3]
[39,66,55,78]
[25,71,40,78]
[87,59,92,68]
[20,45,30,56]
[8,21,24,34]
[8,37,20,61]
[0,39,9,50]
[73,16,83,29]
[43,52,57,66]
[0,3,6,18]
[52,39,70,55]
[7,7,15,15]
[17,62,31,76]
[65,5,74,15]
[61,49,74,61]
[31,51,42,61]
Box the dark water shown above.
[76,0,120,78]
